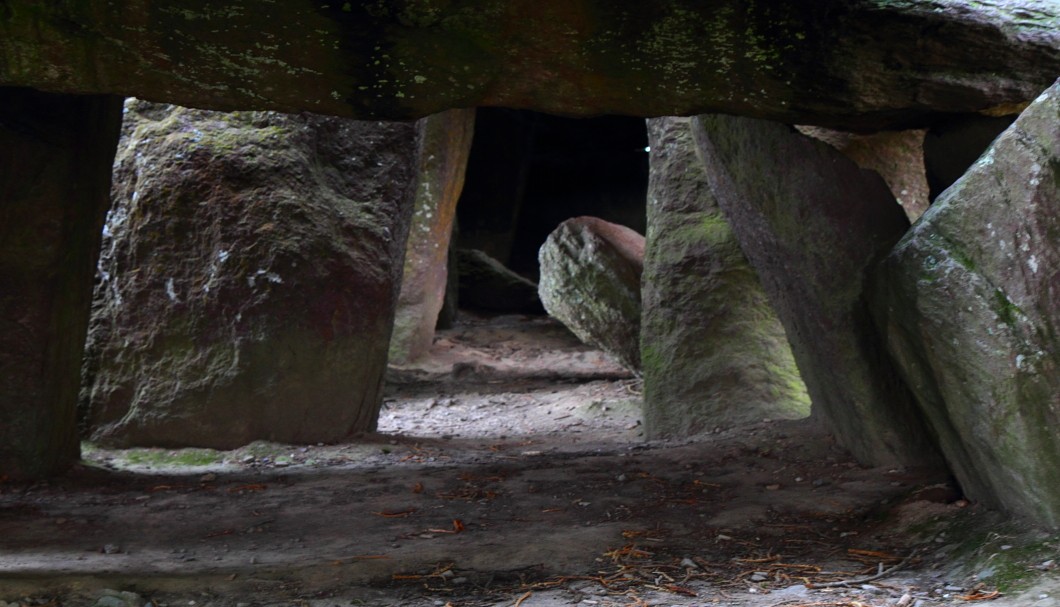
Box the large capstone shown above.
[80,101,420,448]
[641,117,809,438]
[691,114,940,468]
[873,79,1060,526]
[538,217,644,372]
[0,1,1056,130]
[389,109,475,364]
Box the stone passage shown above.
[539,217,644,373]
[80,101,420,448]
[641,117,808,439]
[691,114,940,469]
[874,79,1060,527]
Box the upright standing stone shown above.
[390,109,475,364]
[874,80,1060,525]
[691,114,939,468]
[81,101,419,448]
[642,118,809,438]
[0,88,124,479]
[797,126,930,222]
[538,217,644,372]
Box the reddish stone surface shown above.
[390,109,475,364]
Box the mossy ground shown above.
[82,442,224,468]
[902,507,1059,593]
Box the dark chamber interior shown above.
[456,108,649,279]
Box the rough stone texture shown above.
[538,217,644,372]
[389,109,475,364]
[642,118,810,438]
[455,249,542,314]
[81,101,419,448]
[797,126,930,222]
[0,1,1057,130]
[873,80,1060,526]
[691,114,939,468]
[0,88,123,480]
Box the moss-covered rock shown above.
[641,117,809,438]
[0,88,123,480]
[80,100,420,448]
[538,217,643,372]
[873,79,1060,526]
[389,109,475,364]
[691,113,940,469]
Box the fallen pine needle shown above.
[959,590,1001,601]
[848,548,901,560]
[227,483,267,493]
[512,590,532,607]
[203,529,234,539]
[374,509,417,518]
[808,548,920,589]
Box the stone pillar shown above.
[874,81,1060,525]
[390,109,475,364]
[691,114,941,468]
[642,117,809,438]
[0,88,124,479]
[80,102,419,448]
[796,126,930,222]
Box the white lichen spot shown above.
[218,249,230,263]
[413,75,427,84]
[165,278,179,302]
[1029,255,1039,274]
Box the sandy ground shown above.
[1,313,1057,607]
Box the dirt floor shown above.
[1,313,1058,607]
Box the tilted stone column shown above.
[0,88,123,479]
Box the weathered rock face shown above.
[797,126,930,222]
[81,101,419,448]
[641,118,809,438]
[873,80,1060,525]
[389,109,475,364]
[538,217,644,372]
[455,249,542,314]
[0,88,124,480]
[691,114,939,468]
[0,1,1056,130]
